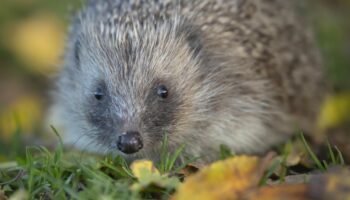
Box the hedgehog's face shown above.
[68,20,204,158]
[82,75,182,157]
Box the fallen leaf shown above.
[284,141,306,167]
[268,174,310,185]
[8,189,27,200]
[171,156,262,200]
[0,95,42,140]
[131,159,160,179]
[8,13,65,73]
[130,160,180,192]
[244,184,308,200]
[308,167,350,200]
[317,93,350,131]
[0,188,8,200]
[272,140,314,179]
[177,164,200,180]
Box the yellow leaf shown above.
[130,160,179,192]
[0,95,42,139]
[317,93,350,131]
[171,156,261,200]
[9,14,65,73]
[130,160,160,179]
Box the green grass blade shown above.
[259,158,280,186]
[322,160,329,169]
[300,133,326,171]
[334,146,345,165]
[219,144,234,160]
[168,144,186,171]
[160,134,169,173]
[326,139,336,165]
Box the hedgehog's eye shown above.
[156,85,168,99]
[94,88,104,100]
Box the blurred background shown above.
[0,0,349,161]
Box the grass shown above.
[219,144,235,160]
[300,132,345,171]
[158,134,193,174]
[258,132,347,186]
[0,127,347,199]
[0,128,192,200]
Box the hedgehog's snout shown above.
[117,131,143,154]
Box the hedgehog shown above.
[50,0,327,163]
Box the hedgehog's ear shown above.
[177,21,204,58]
[186,30,203,58]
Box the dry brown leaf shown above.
[308,167,350,200]
[269,174,310,185]
[243,184,308,200]
[0,188,8,200]
[266,167,350,200]
[177,164,200,179]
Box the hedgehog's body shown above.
[51,0,327,162]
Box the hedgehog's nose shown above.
[117,131,143,154]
